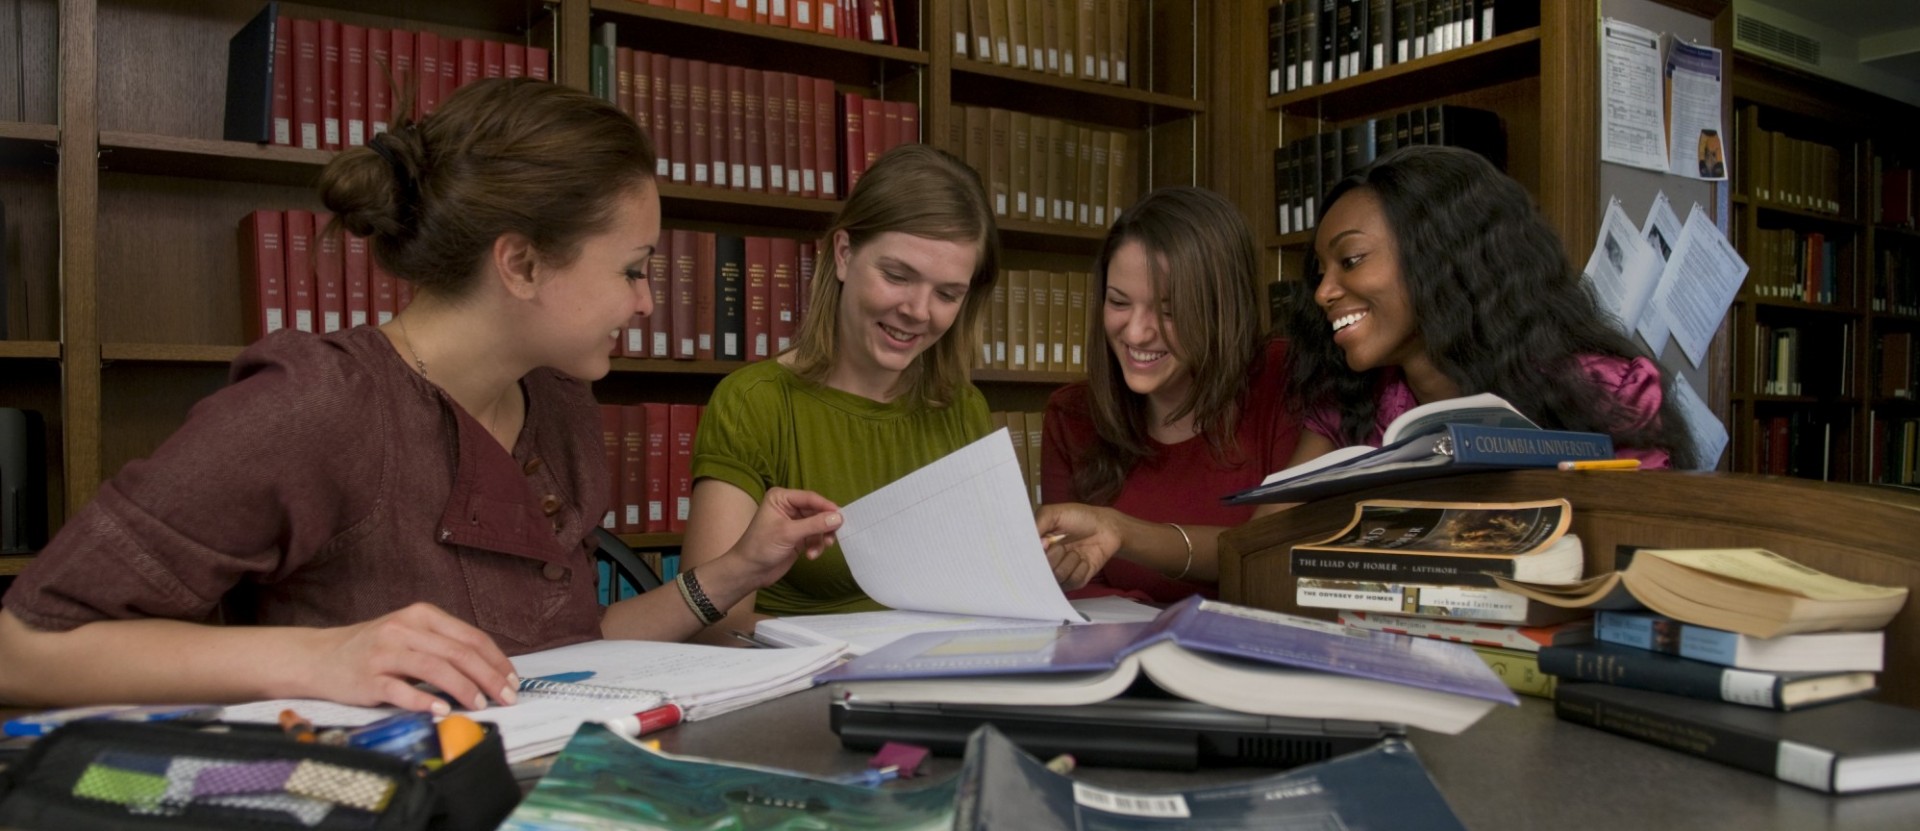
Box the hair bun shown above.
[320,130,421,242]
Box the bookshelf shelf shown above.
[1269,230,1313,249]
[951,59,1202,127]
[294,0,556,33]
[595,0,933,67]
[0,555,33,577]
[656,183,842,227]
[0,121,59,165]
[1267,28,1542,123]
[1742,296,1862,316]
[100,343,244,364]
[1747,199,1861,227]
[618,532,684,549]
[0,341,61,360]
[1877,224,1920,242]
[995,217,1108,254]
[1872,311,1920,326]
[971,369,1084,385]
[99,132,330,187]
[1738,392,1852,405]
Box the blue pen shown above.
[525,671,596,686]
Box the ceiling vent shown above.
[1735,14,1822,67]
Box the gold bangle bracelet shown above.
[1168,522,1194,581]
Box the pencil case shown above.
[0,718,517,831]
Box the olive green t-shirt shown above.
[692,359,992,615]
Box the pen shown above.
[522,671,596,688]
[832,765,900,787]
[603,702,683,738]
[1041,533,1068,547]
[1557,459,1642,471]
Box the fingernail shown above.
[500,687,518,705]
[825,513,842,528]
[471,693,488,711]
[507,673,521,688]
[431,700,451,717]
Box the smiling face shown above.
[1313,188,1421,373]
[1101,239,1193,410]
[533,179,661,380]
[827,230,978,400]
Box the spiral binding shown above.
[517,677,665,705]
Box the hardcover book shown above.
[1298,577,1588,626]
[1227,420,1611,505]
[818,596,1518,735]
[1556,683,1920,793]
[1290,498,1583,587]
[1337,610,1593,653]
[1595,610,1885,673]
[1539,642,1875,711]
[954,727,1466,830]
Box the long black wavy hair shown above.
[1280,145,1698,468]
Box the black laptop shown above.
[829,685,1404,771]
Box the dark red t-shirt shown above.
[4,326,609,655]
[1041,339,1301,603]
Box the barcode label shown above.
[1072,783,1189,818]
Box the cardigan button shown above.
[542,562,566,581]
[523,457,544,475]
[540,495,562,516]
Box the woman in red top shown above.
[1037,188,1301,602]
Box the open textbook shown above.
[1492,548,1908,638]
[1225,393,1612,505]
[758,595,1161,656]
[225,640,847,763]
[819,597,1519,735]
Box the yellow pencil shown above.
[1557,459,1641,471]
[1040,533,1068,547]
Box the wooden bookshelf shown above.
[1267,28,1543,123]
[1728,53,1920,483]
[0,342,61,360]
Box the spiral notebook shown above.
[224,639,848,762]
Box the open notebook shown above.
[224,640,847,763]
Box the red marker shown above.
[604,702,683,738]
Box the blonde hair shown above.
[789,144,999,407]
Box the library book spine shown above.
[1553,683,1837,792]
[1538,643,1789,710]
[1295,578,1539,625]
[1290,546,1522,587]
[1470,645,1557,699]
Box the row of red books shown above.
[264,14,549,151]
[592,29,920,200]
[599,403,705,535]
[238,209,413,343]
[627,0,902,45]
[622,229,820,363]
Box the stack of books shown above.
[1497,547,1920,793]
[1288,497,1595,698]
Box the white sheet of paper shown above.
[1583,198,1663,335]
[756,597,1158,656]
[1599,18,1669,173]
[1664,35,1727,181]
[1641,191,1683,264]
[1668,372,1728,471]
[836,428,1083,622]
[1638,205,1749,367]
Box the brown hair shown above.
[790,144,1000,407]
[319,78,657,296]
[1076,187,1265,505]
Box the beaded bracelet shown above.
[676,570,725,627]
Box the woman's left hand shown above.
[1035,503,1123,591]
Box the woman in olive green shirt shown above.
[683,145,1001,636]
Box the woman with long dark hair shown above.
[1282,144,1695,469]
[1035,188,1301,600]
